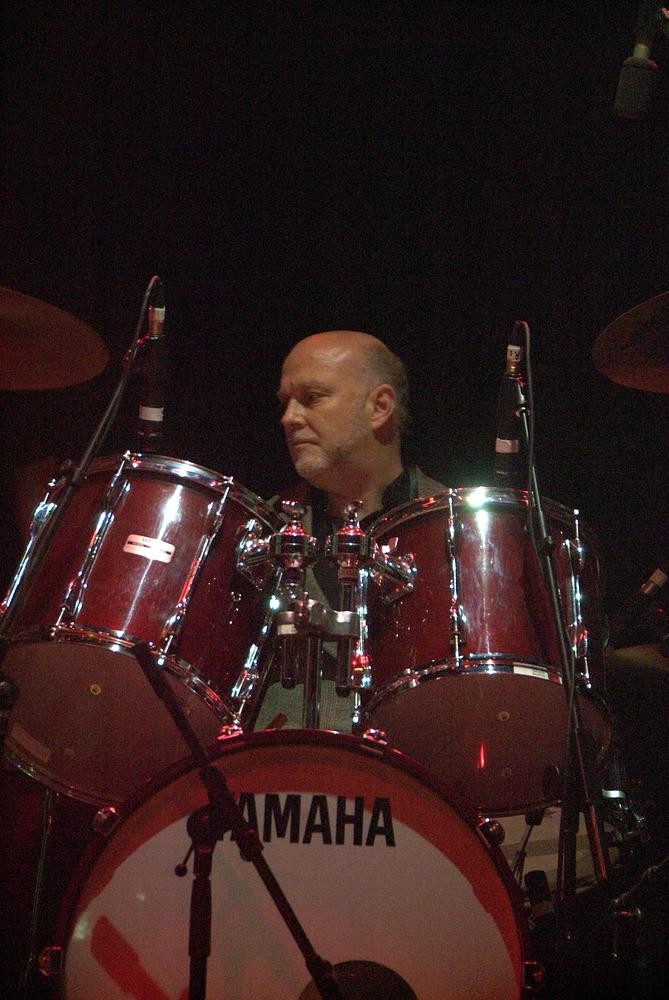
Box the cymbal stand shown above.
[131,640,343,1000]
[509,324,610,922]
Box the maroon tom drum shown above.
[1,453,280,805]
[362,487,610,815]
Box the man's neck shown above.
[325,458,404,521]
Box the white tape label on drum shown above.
[512,663,551,681]
[123,534,175,563]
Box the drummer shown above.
[254,329,444,732]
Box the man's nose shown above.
[281,398,306,428]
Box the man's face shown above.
[278,338,373,490]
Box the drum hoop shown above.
[369,486,600,545]
[364,657,563,702]
[51,452,280,526]
[5,626,235,715]
[118,728,499,829]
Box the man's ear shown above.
[368,383,396,433]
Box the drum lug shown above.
[370,546,416,603]
[216,722,244,742]
[478,816,506,847]
[361,727,389,749]
[92,804,121,837]
[37,944,62,979]
[236,517,278,590]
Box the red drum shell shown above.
[53,731,533,1000]
[2,454,280,805]
[363,488,610,815]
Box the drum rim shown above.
[368,485,601,543]
[49,451,280,523]
[4,625,235,711]
[2,629,239,805]
[50,729,532,985]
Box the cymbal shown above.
[593,291,669,393]
[0,286,109,390]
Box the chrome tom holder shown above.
[267,500,416,730]
[267,501,359,728]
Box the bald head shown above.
[282,331,409,435]
[278,329,406,505]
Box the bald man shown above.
[254,330,444,732]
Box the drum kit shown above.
[0,281,667,999]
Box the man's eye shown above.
[306,391,325,404]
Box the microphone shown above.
[608,558,669,646]
[614,2,661,119]
[137,279,166,454]
[494,335,523,481]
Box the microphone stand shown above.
[0,275,162,653]
[131,641,343,1000]
[508,325,610,952]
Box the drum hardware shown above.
[129,641,345,1000]
[608,559,669,648]
[605,851,669,990]
[505,809,548,884]
[326,500,374,696]
[367,535,417,603]
[270,500,318,694]
[256,499,417,732]
[55,454,134,629]
[0,768,100,999]
[501,327,616,991]
[523,869,558,987]
[597,737,652,861]
[326,500,416,704]
[499,326,611,904]
[268,502,363,730]
[444,488,466,664]
[478,815,506,848]
[228,595,282,715]
[236,514,286,590]
[559,511,594,691]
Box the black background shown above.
[1,1,667,614]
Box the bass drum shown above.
[1,453,280,805]
[363,487,610,816]
[52,731,537,1000]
